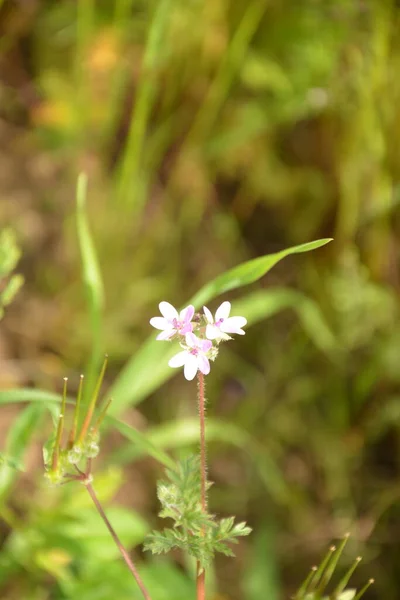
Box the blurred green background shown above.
[1,0,400,598]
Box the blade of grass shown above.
[106,416,175,470]
[108,239,332,413]
[76,173,105,403]
[188,239,332,307]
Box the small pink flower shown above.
[150,302,194,340]
[168,332,212,380]
[203,301,247,340]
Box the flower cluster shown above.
[150,301,247,380]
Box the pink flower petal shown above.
[200,338,213,352]
[150,317,170,330]
[203,306,214,324]
[180,322,193,334]
[180,305,195,323]
[184,354,198,380]
[220,316,247,334]
[215,301,231,321]
[198,354,210,375]
[168,351,188,368]
[159,301,178,321]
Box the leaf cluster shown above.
[144,455,251,569]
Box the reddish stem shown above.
[85,481,152,600]
[197,371,207,600]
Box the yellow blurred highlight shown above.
[32,100,74,129]
[87,29,119,73]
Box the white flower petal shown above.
[198,354,210,375]
[203,306,214,324]
[150,317,169,330]
[156,329,176,340]
[159,301,178,320]
[184,354,198,380]
[180,305,195,323]
[220,316,247,334]
[205,324,222,340]
[215,301,231,321]
[185,332,198,347]
[168,351,188,368]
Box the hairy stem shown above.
[197,371,207,600]
[85,482,152,600]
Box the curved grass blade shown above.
[108,239,333,414]
[76,173,105,402]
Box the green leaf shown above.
[0,389,61,405]
[188,239,332,308]
[108,239,333,413]
[0,404,45,500]
[107,416,175,469]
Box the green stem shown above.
[197,371,207,600]
[85,481,152,600]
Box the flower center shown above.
[216,318,224,326]
[172,318,182,330]
[189,348,198,356]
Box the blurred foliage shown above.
[1,0,400,598]
[0,228,23,320]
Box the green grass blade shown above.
[188,239,332,307]
[76,173,105,401]
[0,404,45,500]
[108,239,333,413]
[105,416,175,470]
[0,389,61,405]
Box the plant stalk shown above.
[85,481,152,600]
[197,371,207,600]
